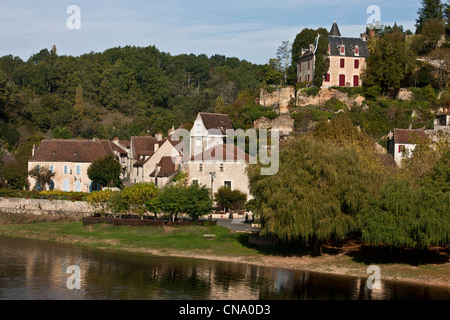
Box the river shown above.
[0,236,448,300]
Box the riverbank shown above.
[0,220,448,289]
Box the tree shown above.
[276,41,292,85]
[214,186,247,213]
[87,154,122,189]
[248,134,372,255]
[158,184,187,222]
[291,28,329,87]
[86,190,113,215]
[183,183,212,221]
[121,182,159,216]
[416,0,444,34]
[360,179,449,249]
[362,29,416,93]
[28,165,55,191]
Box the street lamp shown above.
[209,171,216,197]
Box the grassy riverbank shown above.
[0,220,448,288]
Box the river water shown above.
[0,236,448,300]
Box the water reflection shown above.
[0,236,448,300]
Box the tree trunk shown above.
[313,234,323,256]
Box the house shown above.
[28,139,121,192]
[190,112,233,156]
[297,20,369,88]
[387,128,429,166]
[111,137,131,179]
[183,143,252,198]
[130,133,183,186]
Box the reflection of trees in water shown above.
[3,237,449,300]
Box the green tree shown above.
[86,190,113,215]
[360,179,449,249]
[362,29,416,93]
[416,0,444,34]
[158,184,187,222]
[248,134,372,255]
[87,154,122,189]
[183,183,212,221]
[214,186,247,213]
[291,28,329,87]
[121,182,159,216]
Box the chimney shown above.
[155,132,162,141]
[113,137,119,145]
[32,144,36,156]
[309,44,314,52]
[168,126,175,136]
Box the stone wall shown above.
[297,88,365,108]
[253,115,294,135]
[0,197,93,218]
[259,86,295,114]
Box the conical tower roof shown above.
[330,20,341,37]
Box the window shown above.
[196,123,202,133]
[355,45,359,56]
[219,163,224,172]
[224,181,231,188]
[36,165,41,172]
[353,75,359,87]
[76,164,81,175]
[199,164,203,172]
[64,165,68,174]
[50,165,55,173]
[325,73,330,82]
[307,60,310,70]
[340,58,345,68]
[354,59,359,69]
[192,180,198,185]
[339,74,346,87]
[196,138,202,147]
[340,45,345,55]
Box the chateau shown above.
[297,21,369,88]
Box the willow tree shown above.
[248,134,372,255]
[360,179,449,249]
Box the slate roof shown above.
[328,36,369,57]
[329,21,342,37]
[393,129,429,144]
[29,139,116,163]
[199,113,233,133]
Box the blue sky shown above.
[0,0,422,64]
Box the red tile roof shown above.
[394,129,429,144]
[150,156,178,177]
[29,139,116,163]
[192,144,249,162]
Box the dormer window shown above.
[340,44,345,55]
[354,45,359,56]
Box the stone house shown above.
[297,21,369,88]
[190,112,233,156]
[130,134,183,186]
[387,128,429,166]
[28,139,122,192]
[183,143,252,199]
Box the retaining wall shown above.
[0,197,93,218]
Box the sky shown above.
[0,0,422,65]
